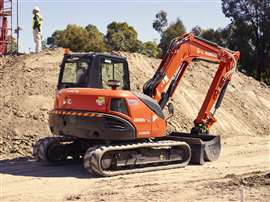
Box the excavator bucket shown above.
[168,132,221,165]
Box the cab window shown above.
[100,58,129,90]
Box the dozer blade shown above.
[168,132,221,165]
[33,136,84,164]
[84,141,191,177]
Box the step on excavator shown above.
[33,33,240,177]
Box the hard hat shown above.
[33,6,40,12]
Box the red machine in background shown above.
[0,0,12,55]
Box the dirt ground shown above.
[1,136,269,201]
[0,49,269,201]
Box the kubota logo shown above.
[96,96,105,106]
[196,48,217,58]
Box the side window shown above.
[101,58,125,89]
[62,62,76,83]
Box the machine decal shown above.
[50,110,103,117]
[63,98,72,105]
[152,114,158,122]
[104,59,112,63]
[127,98,139,105]
[65,89,79,93]
[163,75,169,84]
[196,48,217,58]
[138,131,151,135]
[134,118,146,123]
[134,118,151,123]
[96,96,105,106]
[160,154,165,160]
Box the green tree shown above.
[159,18,186,55]
[85,24,107,52]
[153,11,186,56]
[105,22,142,52]
[47,30,62,48]
[222,0,270,83]
[200,28,227,47]
[47,25,90,52]
[224,22,255,76]
[140,41,159,58]
[191,25,202,36]
[47,24,107,52]
[153,10,168,34]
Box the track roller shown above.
[84,140,191,177]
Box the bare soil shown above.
[0,49,269,201]
[1,136,269,201]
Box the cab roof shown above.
[64,52,127,60]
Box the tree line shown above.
[47,0,270,85]
[47,22,159,58]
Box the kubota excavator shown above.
[33,33,240,177]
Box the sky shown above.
[10,0,230,53]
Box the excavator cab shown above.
[57,53,130,90]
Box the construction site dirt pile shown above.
[0,49,269,158]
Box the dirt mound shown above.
[0,50,62,157]
[202,171,270,201]
[211,171,270,188]
[0,49,269,158]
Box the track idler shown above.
[84,141,191,177]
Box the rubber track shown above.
[84,141,191,177]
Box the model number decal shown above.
[138,131,151,135]
[134,118,151,123]
[63,98,72,105]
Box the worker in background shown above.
[32,6,43,53]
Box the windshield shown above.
[60,57,90,88]
[101,58,129,90]
[58,55,130,90]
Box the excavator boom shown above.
[144,33,240,132]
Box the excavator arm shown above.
[143,33,240,133]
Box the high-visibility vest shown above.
[32,13,43,33]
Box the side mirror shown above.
[167,103,174,115]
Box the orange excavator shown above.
[33,33,240,176]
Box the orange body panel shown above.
[55,88,166,139]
